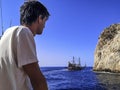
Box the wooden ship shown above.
[68,56,84,70]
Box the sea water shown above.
[41,67,120,90]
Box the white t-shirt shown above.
[0,26,38,90]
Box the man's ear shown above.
[38,15,43,23]
[39,15,44,20]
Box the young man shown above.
[0,1,50,90]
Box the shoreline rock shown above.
[93,24,120,73]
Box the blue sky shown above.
[0,0,120,66]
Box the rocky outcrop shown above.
[93,24,120,73]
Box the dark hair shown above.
[20,1,50,25]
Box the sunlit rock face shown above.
[93,24,120,72]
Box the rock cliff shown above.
[93,24,120,72]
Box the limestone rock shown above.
[93,24,120,72]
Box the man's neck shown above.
[23,24,36,36]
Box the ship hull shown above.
[68,66,82,71]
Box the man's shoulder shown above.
[1,26,19,38]
[3,25,33,39]
[6,25,30,34]
[5,26,19,33]
[17,26,33,36]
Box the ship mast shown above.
[0,0,3,39]
[78,57,81,66]
[72,56,75,64]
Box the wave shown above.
[40,67,66,72]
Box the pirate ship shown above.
[68,56,83,70]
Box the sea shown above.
[41,67,120,90]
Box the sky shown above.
[0,0,120,67]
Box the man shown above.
[0,1,50,90]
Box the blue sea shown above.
[41,67,120,90]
